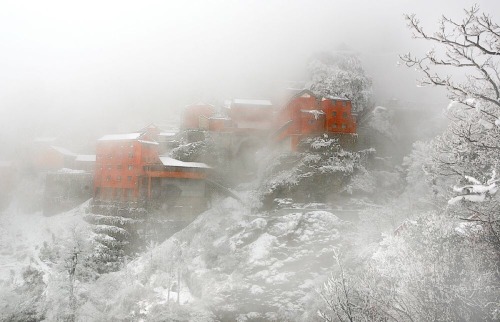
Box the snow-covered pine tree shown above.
[309,52,373,114]
[85,203,147,273]
[259,135,375,207]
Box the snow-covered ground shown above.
[79,198,350,321]
[0,195,352,320]
[0,201,89,284]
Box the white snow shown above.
[75,154,96,162]
[98,133,142,141]
[159,156,211,169]
[247,233,276,263]
[138,140,159,145]
[56,168,86,174]
[300,109,325,119]
[0,201,89,283]
[159,132,177,137]
[448,193,486,204]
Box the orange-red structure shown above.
[208,117,232,132]
[228,99,274,130]
[181,104,215,130]
[320,97,357,133]
[274,89,357,150]
[31,142,76,171]
[93,130,210,203]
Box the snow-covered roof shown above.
[138,140,159,145]
[323,96,350,101]
[232,99,273,107]
[159,157,211,169]
[75,155,96,162]
[185,102,215,108]
[300,109,325,120]
[159,132,177,137]
[98,133,142,141]
[51,146,76,156]
[56,168,86,174]
[300,109,325,114]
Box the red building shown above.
[208,117,233,132]
[274,89,357,150]
[31,141,77,171]
[94,133,158,201]
[93,130,210,204]
[320,97,357,134]
[228,99,274,131]
[181,104,216,130]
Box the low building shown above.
[93,132,159,202]
[274,89,357,150]
[228,99,274,131]
[320,97,357,134]
[74,154,96,172]
[30,137,77,171]
[93,129,211,209]
[181,103,216,130]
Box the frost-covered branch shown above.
[401,6,500,117]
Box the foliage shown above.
[319,215,500,322]
[170,132,229,169]
[259,136,374,206]
[0,266,47,322]
[309,52,373,113]
[401,5,500,257]
[401,5,500,118]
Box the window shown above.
[106,175,111,182]
[342,101,347,107]
[107,165,112,170]
[116,176,121,182]
[332,111,337,117]
[128,176,132,182]
[309,119,315,124]
[128,152,134,158]
[332,123,337,128]
[117,165,122,170]
[128,165,134,170]
[342,124,347,129]
[342,112,347,118]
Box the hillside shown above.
[78,198,352,321]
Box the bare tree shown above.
[401,5,500,125]
[401,5,500,258]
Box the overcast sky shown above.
[1,0,499,153]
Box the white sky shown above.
[0,0,498,151]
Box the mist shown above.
[1,1,500,321]
[1,0,497,153]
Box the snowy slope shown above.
[0,200,89,284]
[81,198,349,321]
